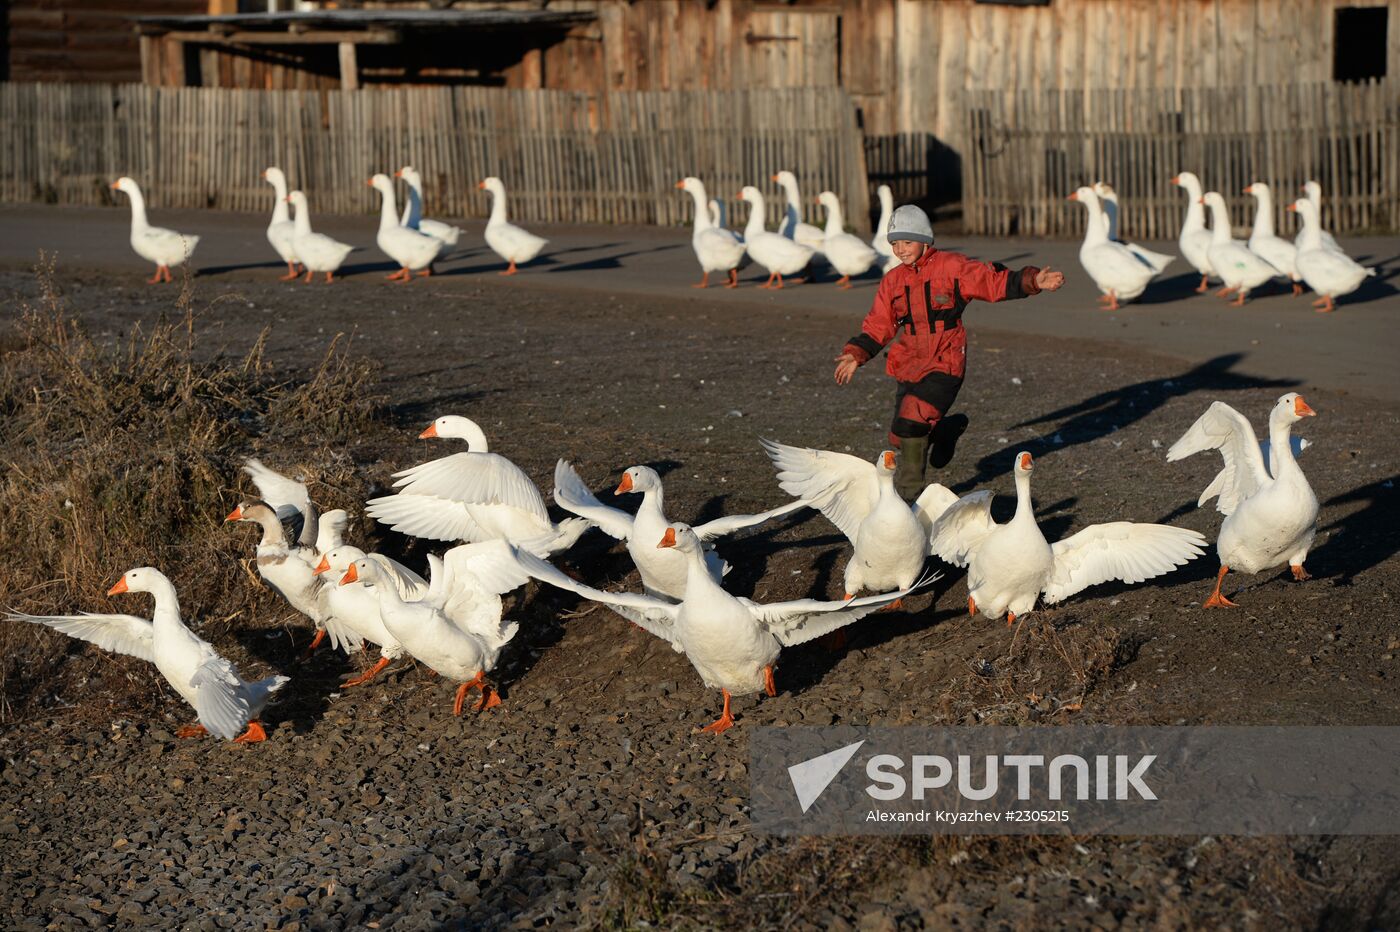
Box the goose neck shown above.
[687,187,713,232]
[402,178,423,228]
[1267,416,1301,479]
[1296,207,1323,252]
[125,186,150,232]
[268,176,290,224]
[1250,189,1276,239]
[1081,198,1108,245]
[822,200,844,237]
[1206,200,1231,244]
[1012,472,1035,522]
[376,186,400,234]
[292,201,312,236]
[1101,196,1120,241]
[743,196,767,239]
[487,187,508,225]
[147,580,183,627]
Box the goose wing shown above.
[759,439,878,543]
[391,451,548,519]
[692,498,809,541]
[9,611,155,662]
[552,460,634,540]
[243,458,318,547]
[1044,523,1208,604]
[927,491,997,565]
[188,645,252,740]
[745,570,938,647]
[912,482,961,541]
[504,547,681,647]
[1166,401,1271,514]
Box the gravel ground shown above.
[2,263,1400,929]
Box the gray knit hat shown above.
[887,204,934,245]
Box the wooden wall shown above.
[6,0,206,83]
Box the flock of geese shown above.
[109,169,546,285]
[108,168,1377,311]
[1071,175,1376,312]
[13,392,1321,741]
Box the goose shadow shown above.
[544,243,685,273]
[956,353,1302,491]
[1132,271,1221,305]
[441,242,629,276]
[1311,475,1400,584]
[196,259,299,277]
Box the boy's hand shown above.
[1035,267,1066,292]
[834,354,859,385]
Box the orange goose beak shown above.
[107,577,129,596]
[1294,396,1317,417]
[225,506,244,522]
[657,527,678,549]
[313,556,331,575]
[614,473,634,495]
[340,564,359,585]
[419,423,439,439]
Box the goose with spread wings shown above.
[9,567,288,742]
[504,523,935,733]
[928,452,1207,624]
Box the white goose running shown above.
[287,191,354,284]
[816,191,879,288]
[262,167,301,280]
[771,170,827,252]
[1243,182,1301,295]
[553,461,808,600]
[1172,172,1217,292]
[1067,186,1157,310]
[928,452,1207,624]
[479,177,548,275]
[872,184,899,273]
[1289,199,1376,313]
[677,177,745,288]
[737,186,815,289]
[312,545,429,686]
[110,177,199,284]
[369,172,443,282]
[10,567,288,742]
[1167,393,1319,607]
[1202,192,1281,305]
[1092,182,1175,274]
[502,525,931,733]
[761,440,953,598]
[396,166,463,256]
[365,415,588,557]
[339,541,527,714]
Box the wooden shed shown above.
[3,0,207,82]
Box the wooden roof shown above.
[134,9,596,41]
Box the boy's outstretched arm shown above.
[834,278,898,384]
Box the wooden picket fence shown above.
[0,82,870,231]
[964,80,1400,238]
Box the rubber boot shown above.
[928,413,970,470]
[894,434,930,503]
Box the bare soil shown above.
[2,264,1399,930]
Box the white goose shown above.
[369,173,442,282]
[1172,172,1217,292]
[311,545,429,687]
[226,459,350,655]
[396,166,463,256]
[761,440,951,598]
[553,461,808,600]
[872,183,899,273]
[737,186,815,289]
[1202,192,1281,305]
[816,191,879,288]
[10,567,288,742]
[677,177,745,289]
[286,191,353,284]
[340,541,527,714]
[109,177,199,284]
[1289,199,1376,313]
[503,525,930,733]
[1243,182,1302,295]
[1297,181,1342,253]
[262,167,300,280]
[479,177,547,275]
[928,452,1207,624]
[1092,182,1175,274]
[365,415,589,557]
[1067,186,1157,310]
[1167,393,1319,607]
[770,171,827,252]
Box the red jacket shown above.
[844,249,1041,383]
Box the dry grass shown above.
[0,260,383,722]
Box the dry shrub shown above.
[0,261,383,722]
